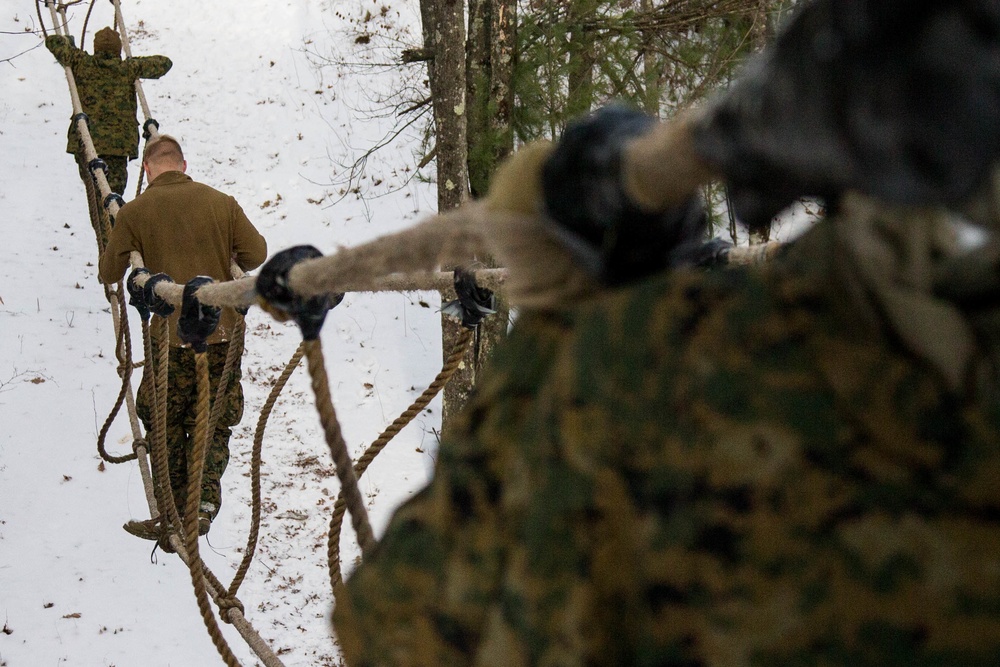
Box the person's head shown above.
[142,135,187,181]
[93,27,121,57]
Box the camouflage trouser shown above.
[75,151,128,249]
[136,341,244,520]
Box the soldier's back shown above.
[335,215,1000,666]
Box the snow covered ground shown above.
[1,1,445,664]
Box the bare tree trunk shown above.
[466,0,516,197]
[421,0,477,429]
[455,0,515,432]
[421,0,469,212]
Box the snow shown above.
[1,1,443,665]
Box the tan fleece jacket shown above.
[99,171,267,345]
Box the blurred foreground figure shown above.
[334,0,1000,664]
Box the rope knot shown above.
[217,596,245,624]
[131,438,149,456]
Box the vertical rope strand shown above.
[328,328,473,591]
[228,344,304,598]
[302,339,376,557]
[183,352,242,667]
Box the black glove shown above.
[441,269,496,330]
[542,104,707,286]
[126,267,151,320]
[177,276,221,353]
[143,273,175,318]
[256,245,340,340]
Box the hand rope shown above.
[182,352,243,667]
[228,343,304,599]
[302,339,377,557]
[94,285,138,462]
[110,0,158,138]
[328,327,474,593]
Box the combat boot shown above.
[123,516,168,541]
[123,516,179,554]
[198,501,217,536]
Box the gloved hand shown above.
[441,269,496,330]
[256,245,339,340]
[126,267,151,320]
[177,276,221,353]
[542,104,707,286]
[143,273,175,318]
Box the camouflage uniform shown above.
[135,339,244,520]
[333,211,1000,665]
[45,32,171,203]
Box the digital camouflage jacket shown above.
[45,35,171,159]
[333,215,1000,666]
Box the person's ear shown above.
[181,160,188,173]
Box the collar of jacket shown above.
[148,171,193,188]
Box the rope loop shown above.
[142,117,160,140]
[216,596,246,624]
[256,245,342,340]
[132,438,149,456]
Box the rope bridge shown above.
[42,1,779,664]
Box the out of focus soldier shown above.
[332,0,1000,663]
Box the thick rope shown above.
[183,352,242,667]
[228,344,304,599]
[206,318,245,441]
[302,339,377,558]
[328,327,474,592]
[110,0,157,136]
[43,5,286,664]
[147,318,182,528]
[125,228,774,317]
[95,285,138,463]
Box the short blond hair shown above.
[143,135,184,167]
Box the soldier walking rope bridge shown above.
[40,0,778,663]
